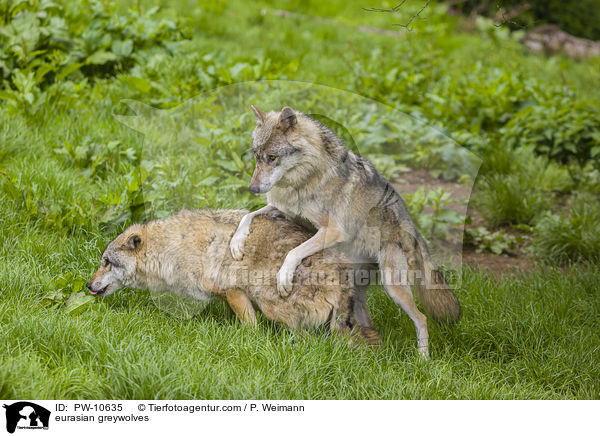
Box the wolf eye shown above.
[268,155,278,162]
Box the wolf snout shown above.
[249,184,261,193]
[86,280,99,294]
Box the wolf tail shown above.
[413,232,461,324]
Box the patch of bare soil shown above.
[393,170,535,276]
[461,247,534,276]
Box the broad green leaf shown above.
[121,76,151,93]
[86,50,118,65]
[64,292,96,315]
[111,39,134,58]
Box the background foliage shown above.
[455,0,600,40]
[0,0,599,399]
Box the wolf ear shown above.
[125,234,142,251]
[251,104,266,125]
[279,106,297,131]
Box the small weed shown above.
[404,187,466,241]
[465,226,521,255]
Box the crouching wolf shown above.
[230,105,461,358]
[87,209,380,344]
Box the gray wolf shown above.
[87,209,380,344]
[230,105,461,358]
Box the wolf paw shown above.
[230,230,248,260]
[276,261,297,297]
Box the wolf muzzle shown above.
[86,280,108,296]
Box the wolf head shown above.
[249,105,331,193]
[87,225,145,297]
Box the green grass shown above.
[1,209,598,399]
[474,172,546,227]
[1,0,599,399]
[1,199,599,399]
[534,195,600,264]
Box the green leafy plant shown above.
[128,50,301,104]
[0,0,73,89]
[0,0,191,113]
[396,141,480,181]
[0,70,46,115]
[465,226,520,255]
[404,187,466,241]
[54,137,138,177]
[95,162,157,230]
[502,99,600,177]
[0,169,90,231]
[71,2,191,78]
[42,272,98,314]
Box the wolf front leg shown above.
[277,224,345,296]
[226,289,257,327]
[230,204,276,260]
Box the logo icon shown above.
[3,402,50,434]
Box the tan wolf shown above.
[87,209,380,344]
[230,106,461,358]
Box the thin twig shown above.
[364,0,432,30]
[363,0,408,13]
[396,0,431,28]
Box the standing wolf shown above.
[87,209,380,344]
[230,106,461,358]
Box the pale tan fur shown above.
[88,209,380,345]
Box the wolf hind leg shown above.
[379,244,429,359]
[226,289,257,327]
[351,265,376,328]
[349,326,382,346]
[330,299,382,347]
[332,317,382,346]
[353,287,374,328]
[351,278,381,345]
